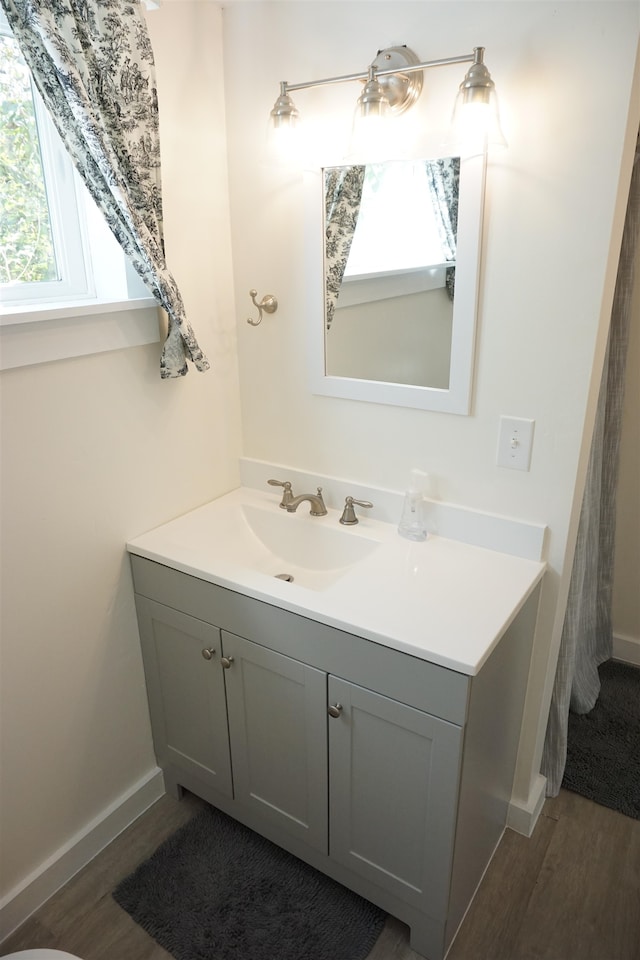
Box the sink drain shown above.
[275,572,294,583]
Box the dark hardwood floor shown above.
[2,788,639,960]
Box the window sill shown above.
[0,297,161,371]
[339,264,452,309]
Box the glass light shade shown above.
[449,48,507,153]
[348,74,394,162]
[270,91,299,125]
[450,85,507,152]
[267,90,303,164]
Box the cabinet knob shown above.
[201,647,216,661]
[328,703,343,718]
[221,656,234,669]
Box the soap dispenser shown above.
[398,469,428,542]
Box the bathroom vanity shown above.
[127,484,545,960]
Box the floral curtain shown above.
[425,157,460,300]
[324,164,366,331]
[541,135,640,796]
[1,0,209,378]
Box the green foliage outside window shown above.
[0,34,57,286]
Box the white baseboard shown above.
[0,767,165,944]
[507,773,547,838]
[613,633,640,666]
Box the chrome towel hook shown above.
[247,289,278,326]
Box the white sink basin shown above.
[129,490,381,591]
[242,504,379,572]
[235,502,380,589]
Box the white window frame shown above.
[0,56,92,306]
[0,10,160,370]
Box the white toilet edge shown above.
[1,951,84,959]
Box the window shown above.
[0,24,93,304]
[0,10,159,369]
[344,160,451,278]
[0,28,56,287]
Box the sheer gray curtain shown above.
[324,164,365,331]
[1,0,209,378]
[425,157,460,300]
[542,135,640,796]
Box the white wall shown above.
[222,2,640,811]
[327,288,453,388]
[0,2,240,904]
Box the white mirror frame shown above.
[306,151,487,414]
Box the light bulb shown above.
[449,49,507,154]
[348,69,394,162]
[267,87,303,165]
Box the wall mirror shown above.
[308,152,486,414]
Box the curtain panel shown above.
[324,164,366,332]
[1,0,209,378]
[541,136,640,796]
[425,157,460,300]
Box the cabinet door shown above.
[329,676,462,917]
[136,596,232,798]
[222,631,328,853]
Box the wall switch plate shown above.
[497,416,535,471]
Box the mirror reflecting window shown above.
[311,152,485,414]
[324,157,459,389]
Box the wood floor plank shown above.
[57,893,174,960]
[1,789,638,960]
[447,809,558,960]
[37,792,205,943]
[0,915,57,953]
[0,793,205,958]
[367,916,425,960]
[510,791,640,960]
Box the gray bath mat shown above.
[563,659,640,819]
[113,804,386,960]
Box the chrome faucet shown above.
[285,486,327,517]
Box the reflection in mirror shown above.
[324,157,460,389]
[310,151,485,414]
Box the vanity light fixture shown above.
[269,45,506,155]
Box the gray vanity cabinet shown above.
[136,599,329,855]
[131,555,539,960]
[221,630,328,853]
[328,677,463,916]
[135,596,233,799]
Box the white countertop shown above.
[127,487,545,676]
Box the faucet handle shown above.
[268,478,294,509]
[339,496,373,525]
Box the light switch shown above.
[497,416,535,471]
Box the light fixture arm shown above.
[279,50,479,98]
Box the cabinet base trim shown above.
[0,767,165,945]
[507,773,547,837]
